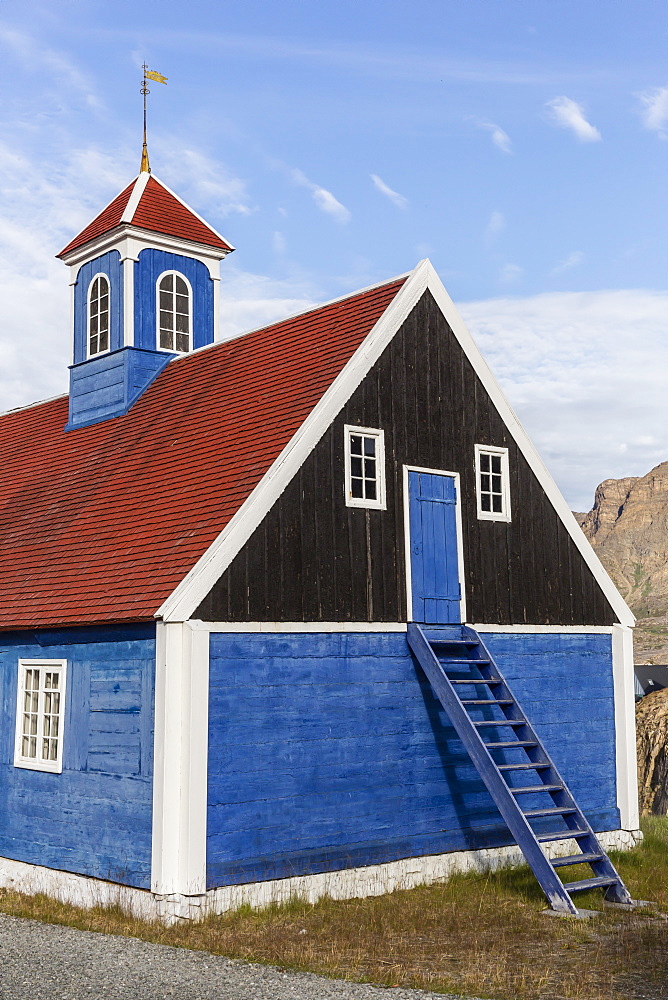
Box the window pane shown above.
[351,478,364,498]
[350,456,363,477]
[175,313,188,333]
[99,330,109,352]
[491,455,502,474]
[90,298,99,317]
[364,458,376,478]
[160,330,173,350]
[175,276,188,295]
[366,480,377,500]
[350,435,362,455]
[160,310,174,331]
[176,332,189,353]
[492,495,503,513]
[176,294,188,314]
[481,495,491,511]
[90,334,99,355]
[480,474,490,492]
[480,454,490,472]
[160,291,172,309]
[363,437,376,457]
[161,274,173,292]
[492,475,502,494]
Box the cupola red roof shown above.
[0,274,406,629]
[58,174,233,258]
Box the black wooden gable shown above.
[195,289,617,626]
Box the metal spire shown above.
[140,64,168,174]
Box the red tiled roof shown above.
[58,175,233,257]
[0,276,406,629]
[58,181,135,258]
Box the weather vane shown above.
[140,63,168,174]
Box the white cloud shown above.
[499,263,523,283]
[638,86,668,138]
[485,210,505,244]
[473,119,513,154]
[291,168,351,223]
[459,289,668,509]
[550,250,584,275]
[153,144,252,218]
[370,173,408,209]
[546,96,601,142]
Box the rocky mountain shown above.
[576,462,668,663]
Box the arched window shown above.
[157,272,191,353]
[88,275,110,357]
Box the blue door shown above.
[408,471,461,624]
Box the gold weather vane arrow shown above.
[140,64,168,174]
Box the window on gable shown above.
[345,425,386,509]
[158,272,191,353]
[88,275,110,357]
[475,445,511,522]
[14,659,67,774]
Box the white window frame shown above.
[344,425,386,510]
[14,659,67,774]
[87,272,111,359]
[475,444,511,522]
[156,270,193,354]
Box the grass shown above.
[2,819,668,1000]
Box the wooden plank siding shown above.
[196,291,616,626]
[0,624,155,888]
[206,630,619,887]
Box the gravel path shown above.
[0,913,485,1000]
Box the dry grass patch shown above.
[2,819,668,1000]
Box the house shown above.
[0,162,640,921]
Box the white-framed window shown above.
[14,659,67,774]
[88,274,110,357]
[344,425,386,509]
[475,444,511,522]
[157,271,192,353]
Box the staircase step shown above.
[485,740,538,749]
[461,698,514,706]
[450,677,502,685]
[523,806,577,818]
[563,876,619,894]
[427,638,480,646]
[537,829,589,843]
[443,658,491,665]
[551,853,604,868]
[498,761,551,771]
[510,784,563,795]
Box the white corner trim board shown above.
[157,259,633,628]
[612,623,640,831]
[151,621,210,897]
[1,827,641,926]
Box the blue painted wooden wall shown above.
[0,624,155,888]
[73,251,124,365]
[207,630,619,888]
[134,249,214,351]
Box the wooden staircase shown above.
[407,622,633,915]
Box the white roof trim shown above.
[120,172,150,224]
[158,258,633,628]
[149,173,236,252]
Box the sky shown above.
[0,0,667,509]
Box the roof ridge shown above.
[0,392,68,422]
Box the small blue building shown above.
[0,161,640,921]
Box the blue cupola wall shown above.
[58,172,233,430]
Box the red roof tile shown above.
[58,175,233,258]
[58,181,135,257]
[0,276,406,629]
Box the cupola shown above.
[58,170,234,429]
